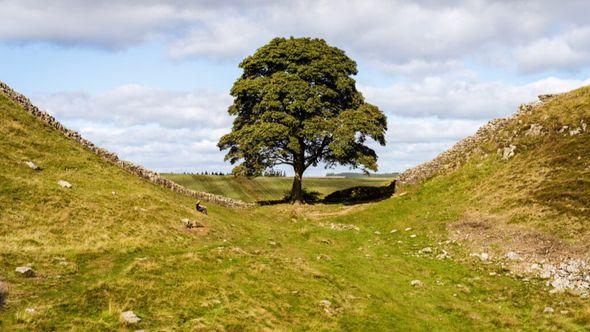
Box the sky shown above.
[1,0,590,175]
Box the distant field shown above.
[162,174,394,202]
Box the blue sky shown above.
[1,0,590,175]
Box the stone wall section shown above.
[397,97,553,184]
[1,81,253,208]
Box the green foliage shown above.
[218,37,387,201]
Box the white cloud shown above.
[34,85,232,129]
[515,26,590,73]
[2,1,590,73]
[361,76,590,120]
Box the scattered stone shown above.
[25,161,39,170]
[409,234,417,238]
[316,254,332,261]
[320,222,360,232]
[25,308,36,314]
[505,251,521,261]
[319,299,331,307]
[489,272,497,276]
[436,250,451,260]
[501,145,516,160]
[57,180,72,189]
[543,307,554,314]
[111,191,116,196]
[404,227,412,231]
[470,253,489,262]
[390,229,398,234]
[420,247,433,254]
[525,124,543,136]
[121,310,141,324]
[374,231,381,235]
[15,266,35,277]
[410,279,423,287]
[181,218,204,229]
[569,128,581,136]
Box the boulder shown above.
[15,266,35,277]
[525,124,543,136]
[410,279,423,287]
[501,145,516,160]
[420,247,433,254]
[121,310,141,324]
[181,218,204,229]
[57,180,72,189]
[25,161,39,170]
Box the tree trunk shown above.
[291,156,305,203]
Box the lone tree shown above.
[218,37,387,203]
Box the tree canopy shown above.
[218,37,387,202]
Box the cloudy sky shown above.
[2,0,590,175]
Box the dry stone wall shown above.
[0,81,253,209]
[397,97,553,184]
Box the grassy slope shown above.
[163,174,392,202]
[1,91,590,330]
[462,87,590,242]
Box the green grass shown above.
[2,89,590,330]
[163,173,392,202]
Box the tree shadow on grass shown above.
[257,188,322,205]
[258,180,397,206]
[322,180,397,205]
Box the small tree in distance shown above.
[218,37,387,203]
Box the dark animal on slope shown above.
[195,201,208,215]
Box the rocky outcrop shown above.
[0,81,253,208]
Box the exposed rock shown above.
[543,306,554,314]
[374,231,381,235]
[15,266,35,277]
[390,229,398,234]
[501,145,516,160]
[57,180,72,189]
[316,254,332,261]
[410,279,423,287]
[320,222,360,232]
[569,127,581,136]
[0,81,253,209]
[525,124,543,136]
[182,218,204,229]
[121,310,141,324]
[505,251,521,261]
[25,308,36,314]
[404,227,412,231]
[420,247,433,254]
[538,94,557,102]
[319,299,331,307]
[410,234,417,238]
[25,161,39,170]
[470,252,489,262]
[436,250,452,260]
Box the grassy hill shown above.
[1,83,590,330]
[163,174,392,202]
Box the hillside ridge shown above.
[398,94,565,184]
[0,81,252,208]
